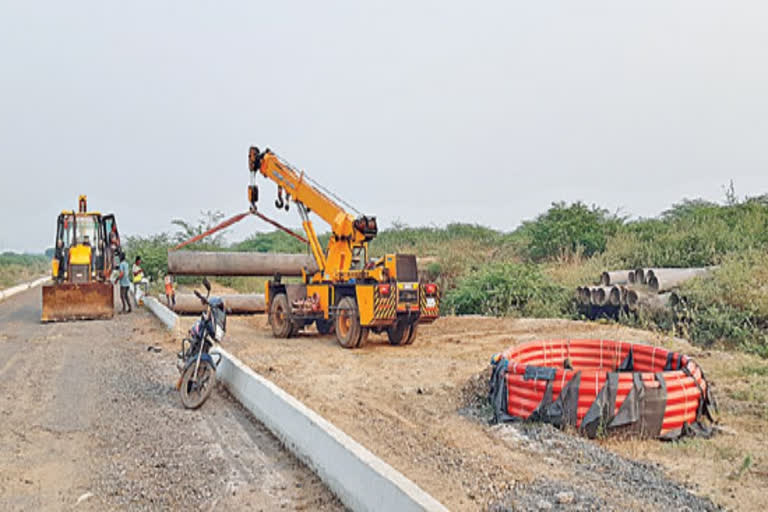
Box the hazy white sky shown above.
[2,1,767,252]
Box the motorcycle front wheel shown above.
[179,360,216,409]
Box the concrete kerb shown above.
[0,276,50,302]
[143,296,448,512]
[142,296,180,332]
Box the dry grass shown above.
[0,263,47,289]
[212,314,768,510]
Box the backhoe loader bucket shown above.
[41,282,114,322]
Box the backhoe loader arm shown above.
[248,147,378,279]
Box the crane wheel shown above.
[386,321,409,346]
[404,322,419,345]
[316,318,335,335]
[335,297,363,349]
[270,294,293,338]
[357,327,370,348]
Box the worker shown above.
[54,239,66,281]
[109,224,120,249]
[117,253,132,313]
[132,256,149,305]
[108,224,121,269]
[164,274,176,307]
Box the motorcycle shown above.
[176,278,227,409]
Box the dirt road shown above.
[219,314,767,511]
[0,288,341,511]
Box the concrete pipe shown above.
[646,267,714,293]
[634,268,646,285]
[171,293,266,315]
[168,251,318,277]
[590,287,607,306]
[600,270,631,286]
[626,289,640,311]
[590,286,620,307]
[636,292,672,313]
[607,286,622,306]
[628,270,636,284]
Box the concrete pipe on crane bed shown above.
[168,251,319,277]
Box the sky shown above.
[1,1,767,252]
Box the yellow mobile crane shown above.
[248,147,440,348]
[41,195,120,322]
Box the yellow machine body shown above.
[41,196,119,322]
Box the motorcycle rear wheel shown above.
[179,360,216,409]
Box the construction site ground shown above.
[0,288,341,511]
[177,306,768,511]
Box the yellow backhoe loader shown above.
[41,195,120,322]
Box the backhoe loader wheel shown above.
[404,323,419,345]
[386,321,409,346]
[335,297,364,349]
[316,318,335,335]
[270,294,293,338]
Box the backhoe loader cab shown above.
[42,196,120,322]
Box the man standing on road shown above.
[117,253,132,313]
[132,256,150,305]
[164,273,176,307]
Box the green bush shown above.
[443,262,572,317]
[233,230,309,254]
[520,202,623,261]
[672,250,768,357]
[122,233,173,282]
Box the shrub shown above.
[520,202,623,261]
[443,262,572,317]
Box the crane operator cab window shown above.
[350,246,367,271]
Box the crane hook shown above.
[275,186,285,209]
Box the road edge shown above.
[144,297,448,512]
[0,276,50,302]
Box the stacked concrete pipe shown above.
[646,267,715,293]
[171,293,266,315]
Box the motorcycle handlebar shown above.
[194,290,208,305]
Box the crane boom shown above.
[248,147,377,280]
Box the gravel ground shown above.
[0,287,342,511]
[225,314,743,511]
[461,369,721,511]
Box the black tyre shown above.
[270,294,293,338]
[357,326,370,348]
[179,360,216,409]
[386,321,409,346]
[335,296,363,349]
[289,320,303,337]
[316,318,335,335]
[404,322,419,345]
